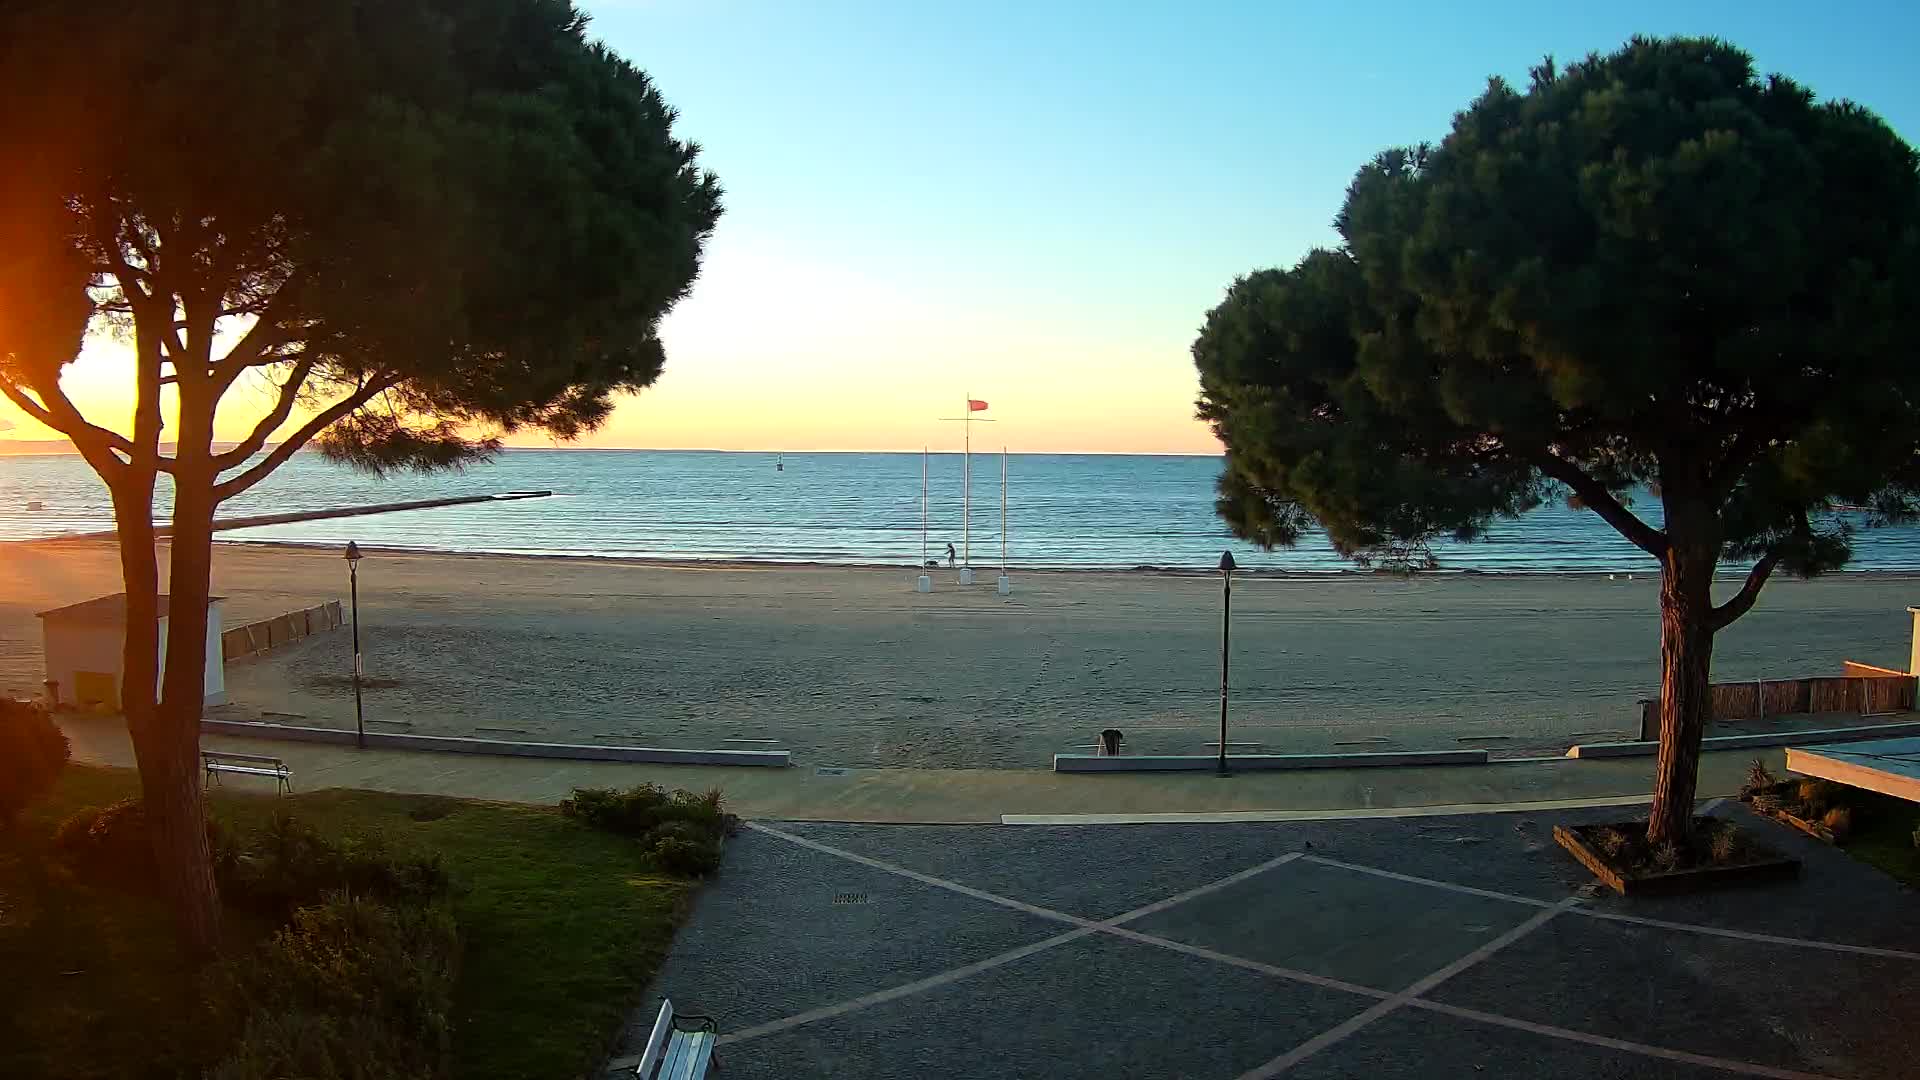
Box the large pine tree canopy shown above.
[0,0,722,483]
[1196,37,1920,579]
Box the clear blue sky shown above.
[516,3,1920,451]
[11,3,1910,453]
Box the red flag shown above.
[968,399,989,411]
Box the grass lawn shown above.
[0,765,695,1080]
[1842,789,1920,888]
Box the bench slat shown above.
[203,752,287,766]
[669,1032,714,1080]
[635,1001,676,1078]
[206,765,285,778]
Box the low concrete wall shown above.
[1567,719,1920,759]
[1053,749,1489,773]
[199,718,791,767]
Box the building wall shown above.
[43,601,228,709]
[42,622,125,708]
[203,600,227,706]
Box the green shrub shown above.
[0,699,69,825]
[644,820,723,876]
[223,812,449,917]
[1649,842,1683,873]
[1589,826,1631,858]
[561,784,726,836]
[1822,806,1854,841]
[54,803,446,913]
[206,893,458,1080]
[1705,821,1745,863]
[1741,758,1777,797]
[53,799,231,890]
[563,784,730,876]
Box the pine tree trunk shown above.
[1647,525,1718,850]
[112,469,221,955]
[148,451,224,957]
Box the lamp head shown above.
[345,541,363,565]
[1218,550,1236,574]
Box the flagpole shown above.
[1000,447,1007,571]
[962,393,971,574]
[921,447,928,568]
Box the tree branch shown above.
[1710,549,1781,631]
[0,374,148,467]
[210,356,317,470]
[1536,453,1669,557]
[212,373,397,502]
[1709,429,1765,500]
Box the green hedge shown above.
[560,784,730,875]
[206,894,459,1080]
[0,700,68,825]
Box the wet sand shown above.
[2,540,1914,767]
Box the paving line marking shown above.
[1577,910,1920,961]
[732,824,1900,1075]
[1406,999,1841,1080]
[727,824,1307,1045]
[1236,897,1581,1078]
[746,822,1091,928]
[717,924,1099,1046]
[1303,855,1920,961]
[1301,855,1559,909]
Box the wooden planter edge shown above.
[1552,823,1801,897]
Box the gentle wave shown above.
[4,448,1919,572]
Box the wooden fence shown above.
[1636,662,1916,740]
[221,601,344,661]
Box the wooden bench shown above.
[201,750,292,795]
[634,999,717,1079]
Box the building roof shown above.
[36,593,225,624]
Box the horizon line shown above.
[0,440,1225,458]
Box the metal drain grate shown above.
[832,892,869,906]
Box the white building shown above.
[36,593,227,709]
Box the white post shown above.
[1908,606,1920,675]
[917,448,932,592]
[997,447,1011,595]
[959,395,975,585]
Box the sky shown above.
[7,0,1919,455]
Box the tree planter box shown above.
[1553,821,1800,896]
[1744,801,1840,844]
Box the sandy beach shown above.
[3,540,1915,768]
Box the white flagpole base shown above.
[996,574,1011,595]
[916,574,933,593]
[959,567,976,586]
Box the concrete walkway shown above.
[65,714,1780,823]
[627,803,1920,1078]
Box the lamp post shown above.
[1217,550,1236,777]
[345,541,365,750]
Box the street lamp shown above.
[345,541,365,750]
[1217,550,1236,778]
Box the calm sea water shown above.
[2,448,1917,573]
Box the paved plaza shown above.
[623,803,1920,1078]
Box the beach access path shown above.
[59,711,1777,822]
[5,540,1917,769]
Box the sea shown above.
[3,448,1919,573]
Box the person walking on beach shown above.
[946,542,957,568]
